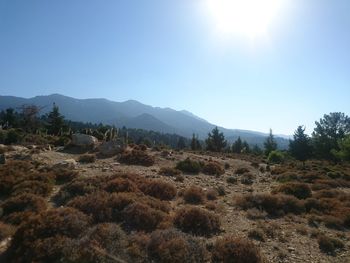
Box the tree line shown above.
[0,104,349,162]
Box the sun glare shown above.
[206,0,285,39]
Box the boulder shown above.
[53,159,77,170]
[71,134,98,148]
[98,141,125,157]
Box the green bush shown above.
[176,158,202,174]
[267,150,285,164]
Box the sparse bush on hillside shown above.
[138,180,177,201]
[235,167,250,175]
[52,168,79,183]
[147,229,207,263]
[122,202,167,232]
[318,234,344,254]
[176,158,202,174]
[183,186,205,204]
[274,182,312,199]
[78,153,96,163]
[1,193,47,225]
[104,178,139,193]
[159,167,181,177]
[212,236,264,263]
[7,207,91,262]
[202,162,225,176]
[173,206,220,236]
[206,188,218,200]
[227,176,238,184]
[236,193,305,216]
[119,149,155,166]
[241,173,255,185]
[11,180,53,197]
[66,223,129,262]
[267,150,285,164]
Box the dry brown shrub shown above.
[7,207,91,262]
[147,229,207,263]
[183,186,205,204]
[1,193,47,225]
[11,180,53,197]
[173,206,220,236]
[273,182,312,199]
[138,179,177,201]
[318,234,344,255]
[236,193,305,216]
[211,236,264,263]
[206,188,218,200]
[202,162,225,176]
[122,202,167,232]
[104,178,139,193]
[159,167,181,177]
[52,168,79,183]
[119,149,155,166]
[78,154,96,163]
[235,167,250,175]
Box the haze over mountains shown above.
[0,94,289,148]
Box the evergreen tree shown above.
[312,112,350,159]
[205,127,227,152]
[252,144,263,155]
[47,103,65,135]
[289,126,312,165]
[191,133,201,151]
[264,129,277,156]
[177,137,186,150]
[232,137,243,153]
[242,141,250,153]
[332,135,350,161]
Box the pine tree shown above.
[47,103,65,135]
[191,133,201,151]
[205,127,227,152]
[264,129,277,156]
[177,137,186,150]
[289,126,312,165]
[232,137,243,153]
[242,141,250,153]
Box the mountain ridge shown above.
[0,94,290,148]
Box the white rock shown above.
[71,134,98,147]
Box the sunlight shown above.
[206,0,285,39]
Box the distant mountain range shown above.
[0,94,290,149]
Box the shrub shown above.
[1,193,47,225]
[7,207,91,262]
[202,162,225,176]
[147,229,207,263]
[0,222,15,241]
[206,188,218,200]
[236,193,305,216]
[175,174,185,182]
[11,180,53,197]
[267,151,285,164]
[323,216,344,230]
[235,167,250,175]
[183,186,205,204]
[212,236,264,263]
[274,182,312,199]
[104,178,139,193]
[241,173,255,185]
[122,202,167,232]
[173,206,220,236]
[119,150,155,166]
[248,228,265,242]
[318,235,344,254]
[176,158,201,174]
[78,154,96,163]
[5,129,22,144]
[227,176,238,184]
[159,167,181,177]
[138,180,177,201]
[53,168,79,183]
[66,223,129,262]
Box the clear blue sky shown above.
[1,0,349,135]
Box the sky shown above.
[1,0,349,135]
